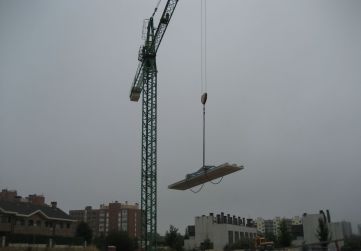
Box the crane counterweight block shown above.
[130,87,141,102]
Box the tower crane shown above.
[129,1,179,250]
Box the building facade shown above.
[69,201,141,238]
[302,210,352,249]
[0,199,76,238]
[256,216,302,239]
[184,213,257,251]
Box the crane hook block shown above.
[201,92,207,105]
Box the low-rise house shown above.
[0,200,76,238]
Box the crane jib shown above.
[153,0,179,53]
[129,0,179,102]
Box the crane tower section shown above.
[129,1,179,251]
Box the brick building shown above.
[0,190,76,238]
[69,201,141,238]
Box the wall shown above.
[303,214,322,244]
[193,215,257,251]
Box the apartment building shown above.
[256,216,303,239]
[69,201,141,238]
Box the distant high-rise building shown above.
[340,221,352,238]
[358,224,361,236]
[256,217,265,233]
[0,189,19,201]
[69,201,141,238]
[256,216,302,239]
[0,189,45,205]
[26,194,45,205]
[292,216,302,225]
[264,219,274,236]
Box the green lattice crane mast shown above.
[129,1,179,251]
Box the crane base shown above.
[168,163,244,190]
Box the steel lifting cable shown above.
[201,0,207,170]
[210,176,223,185]
[204,0,207,92]
[190,183,204,194]
[200,0,207,94]
[152,0,162,18]
[189,0,223,193]
[189,0,207,194]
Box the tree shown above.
[265,232,276,243]
[165,225,184,251]
[341,235,361,251]
[76,221,93,244]
[316,218,331,250]
[200,238,213,250]
[106,231,138,251]
[278,219,291,248]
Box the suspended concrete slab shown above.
[168,163,244,190]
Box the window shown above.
[235,231,240,242]
[1,216,10,223]
[36,220,41,227]
[228,231,234,245]
[28,220,34,226]
[67,223,70,229]
[120,210,128,231]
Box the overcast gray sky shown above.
[1,0,361,234]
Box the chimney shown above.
[326,210,331,223]
[320,210,326,222]
[51,201,57,209]
[216,214,220,224]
